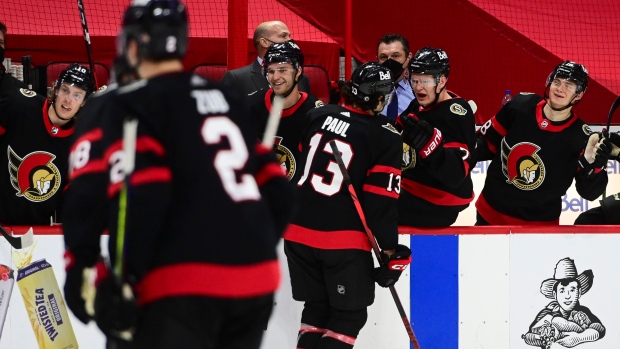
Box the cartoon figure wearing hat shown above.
[522,257,605,348]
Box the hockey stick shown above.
[262,95,285,147]
[77,0,99,88]
[0,226,34,249]
[328,140,421,349]
[604,95,620,138]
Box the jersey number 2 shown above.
[202,117,261,202]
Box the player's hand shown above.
[64,250,97,324]
[607,131,620,160]
[400,113,444,159]
[585,133,611,168]
[373,244,412,287]
[94,276,137,341]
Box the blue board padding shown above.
[409,235,459,349]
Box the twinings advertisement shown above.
[16,259,78,349]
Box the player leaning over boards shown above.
[0,62,94,225]
[396,47,477,227]
[475,61,610,225]
[62,1,295,348]
[284,62,411,349]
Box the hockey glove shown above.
[64,250,99,324]
[373,244,412,288]
[94,275,137,341]
[400,113,444,159]
[584,133,612,169]
[608,131,620,161]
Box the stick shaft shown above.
[328,140,421,349]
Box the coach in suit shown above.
[222,20,310,97]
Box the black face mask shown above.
[0,46,5,67]
[381,58,404,81]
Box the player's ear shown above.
[574,91,585,103]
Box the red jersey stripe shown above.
[136,260,280,305]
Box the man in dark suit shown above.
[222,20,310,97]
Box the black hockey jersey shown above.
[63,73,293,305]
[475,93,608,224]
[0,87,74,225]
[397,91,477,227]
[247,89,323,180]
[285,104,402,251]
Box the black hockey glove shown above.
[608,131,620,161]
[581,133,612,174]
[64,250,98,324]
[94,275,137,341]
[373,244,412,288]
[400,113,444,160]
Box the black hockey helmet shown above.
[54,63,95,97]
[546,60,589,93]
[409,47,450,78]
[263,40,304,76]
[350,62,394,102]
[118,0,188,61]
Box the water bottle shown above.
[501,89,512,106]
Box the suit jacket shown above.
[222,58,311,97]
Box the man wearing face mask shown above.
[222,20,310,97]
[0,21,28,93]
[0,63,94,225]
[247,40,323,182]
[377,33,414,122]
[396,47,477,227]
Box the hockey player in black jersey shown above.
[62,1,294,348]
[0,62,94,225]
[396,47,477,227]
[476,61,610,225]
[284,62,411,349]
[247,40,323,180]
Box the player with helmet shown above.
[62,1,295,348]
[285,62,411,349]
[0,62,93,225]
[247,40,323,180]
[396,46,477,227]
[475,60,610,225]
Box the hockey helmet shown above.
[546,60,589,93]
[263,40,304,77]
[54,63,95,97]
[409,47,450,78]
[350,62,394,102]
[118,0,188,60]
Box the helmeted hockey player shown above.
[62,1,294,348]
[0,62,94,225]
[247,40,323,180]
[284,62,411,349]
[475,60,610,225]
[396,47,477,227]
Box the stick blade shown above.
[18,228,34,249]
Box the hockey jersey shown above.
[63,73,293,305]
[284,104,402,252]
[0,86,74,225]
[397,91,477,227]
[475,93,608,224]
[247,88,323,180]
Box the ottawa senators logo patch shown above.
[8,146,61,202]
[402,142,416,170]
[500,140,545,190]
[315,100,324,108]
[449,103,467,116]
[273,137,296,180]
[19,88,37,97]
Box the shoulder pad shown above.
[19,88,37,97]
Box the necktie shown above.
[387,87,399,120]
